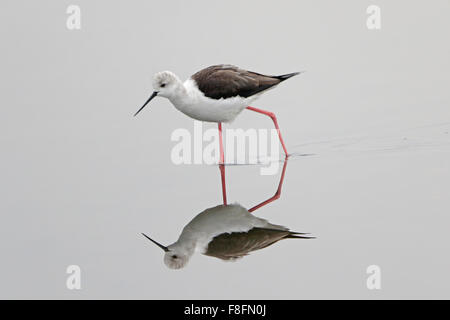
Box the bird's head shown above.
[152,71,181,98]
[163,250,190,270]
[134,71,182,117]
[141,233,191,270]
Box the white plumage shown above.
[173,79,257,123]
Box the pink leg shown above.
[246,106,289,157]
[248,159,288,212]
[219,164,227,205]
[218,122,225,164]
[217,122,227,205]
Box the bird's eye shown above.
[172,255,178,259]
[161,83,166,88]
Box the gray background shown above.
[1,0,449,299]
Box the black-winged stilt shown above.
[134,64,302,162]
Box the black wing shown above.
[204,227,313,261]
[192,64,299,99]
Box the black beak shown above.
[141,233,169,252]
[134,91,158,117]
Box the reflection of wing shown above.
[204,227,313,261]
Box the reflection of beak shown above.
[141,233,169,252]
[134,91,158,117]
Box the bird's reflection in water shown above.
[142,160,314,269]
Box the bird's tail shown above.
[276,71,304,81]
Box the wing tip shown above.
[288,231,316,239]
[276,71,305,81]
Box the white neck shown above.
[167,79,194,108]
[168,236,197,256]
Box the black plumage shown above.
[192,64,300,100]
[204,227,314,261]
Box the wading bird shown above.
[134,64,302,162]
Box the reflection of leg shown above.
[218,122,224,164]
[248,159,288,212]
[246,106,289,157]
[219,164,227,205]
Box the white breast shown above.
[169,79,257,123]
